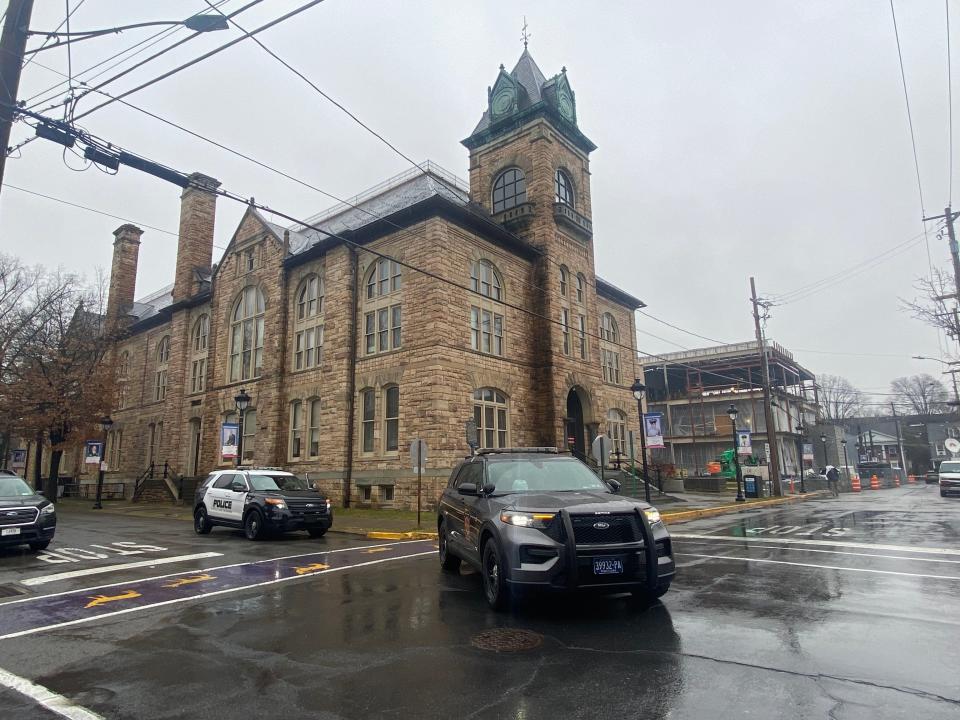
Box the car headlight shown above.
[500,511,556,528]
[40,503,55,515]
[643,508,661,525]
[264,498,286,510]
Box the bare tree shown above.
[890,374,949,415]
[902,268,960,339]
[817,374,863,420]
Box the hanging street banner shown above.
[643,413,665,449]
[10,449,26,468]
[221,423,239,461]
[84,441,103,464]
[737,430,752,456]
[802,443,814,461]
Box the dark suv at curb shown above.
[0,475,56,551]
[437,448,675,610]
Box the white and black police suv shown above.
[194,468,333,540]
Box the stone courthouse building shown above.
[101,49,645,507]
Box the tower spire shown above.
[521,16,531,50]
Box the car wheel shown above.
[439,523,461,573]
[244,510,263,540]
[481,539,509,611]
[28,540,50,551]
[194,508,212,535]
[308,527,327,538]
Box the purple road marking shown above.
[0,540,435,639]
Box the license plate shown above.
[1,527,21,536]
[593,558,623,575]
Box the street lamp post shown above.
[630,379,652,504]
[796,421,807,494]
[841,438,850,488]
[912,355,960,406]
[93,415,113,509]
[234,388,251,468]
[728,403,745,502]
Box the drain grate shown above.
[470,628,543,653]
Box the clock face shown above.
[492,87,515,116]
[558,90,574,121]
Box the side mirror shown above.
[481,482,496,495]
[230,482,245,493]
[606,478,622,493]
[458,482,477,496]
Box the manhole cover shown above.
[470,628,543,652]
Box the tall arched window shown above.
[575,273,585,304]
[154,336,169,401]
[600,313,621,384]
[606,409,627,456]
[117,351,129,408]
[364,259,402,355]
[600,313,619,342]
[492,168,526,213]
[555,169,574,206]
[190,315,209,394]
[229,286,265,381]
[360,388,376,453]
[559,265,569,296]
[294,275,324,370]
[470,259,506,356]
[384,385,400,452]
[470,259,503,300]
[290,400,304,459]
[308,399,321,457]
[473,388,509,449]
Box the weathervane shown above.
[522,16,531,50]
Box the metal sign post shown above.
[591,435,611,484]
[409,439,428,527]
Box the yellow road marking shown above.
[161,573,216,588]
[364,547,390,554]
[84,589,141,609]
[293,562,330,575]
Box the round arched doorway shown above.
[565,387,590,459]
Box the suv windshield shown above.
[939,461,960,474]
[0,477,35,497]
[248,474,311,491]
[487,457,608,493]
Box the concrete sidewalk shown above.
[55,489,825,539]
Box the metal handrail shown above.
[132,462,154,501]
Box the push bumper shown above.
[503,507,675,591]
[264,508,333,533]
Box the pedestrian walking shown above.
[825,464,840,497]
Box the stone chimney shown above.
[106,224,143,332]
[173,172,221,302]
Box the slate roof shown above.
[131,283,174,321]
[471,49,550,136]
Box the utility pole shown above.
[0,0,34,196]
[750,277,782,496]
[943,206,960,303]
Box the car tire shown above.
[244,510,263,540]
[194,508,212,535]
[631,581,671,605]
[481,539,509,611]
[29,540,50,551]
[308,527,327,538]
[439,523,461,573]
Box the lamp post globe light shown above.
[630,379,652,503]
[234,388,251,468]
[93,415,113,510]
[820,433,828,471]
[727,403,745,502]
[796,421,807,495]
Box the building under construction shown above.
[641,340,819,477]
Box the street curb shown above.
[660,491,828,525]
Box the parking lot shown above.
[0,484,957,719]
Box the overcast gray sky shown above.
[0,1,956,404]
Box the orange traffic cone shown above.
[895,475,901,488]
[870,474,880,490]
[851,475,861,492]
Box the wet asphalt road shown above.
[0,485,958,719]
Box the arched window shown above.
[190,315,209,394]
[294,275,325,370]
[492,168,526,213]
[364,260,402,355]
[555,169,574,206]
[229,286,265,381]
[360,388,376,453]
[290,400,304,459]
[117,351,129,408]
[308,399,321,457]
[559,265,568,296]
[473,388,509,449]
[469,259,506,357]
[600,313,619,343]
[154,336,169,401]
[575,273,585,304]
[384,385,400,452]
[606,409,627,456]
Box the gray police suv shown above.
[437,448,675,609]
